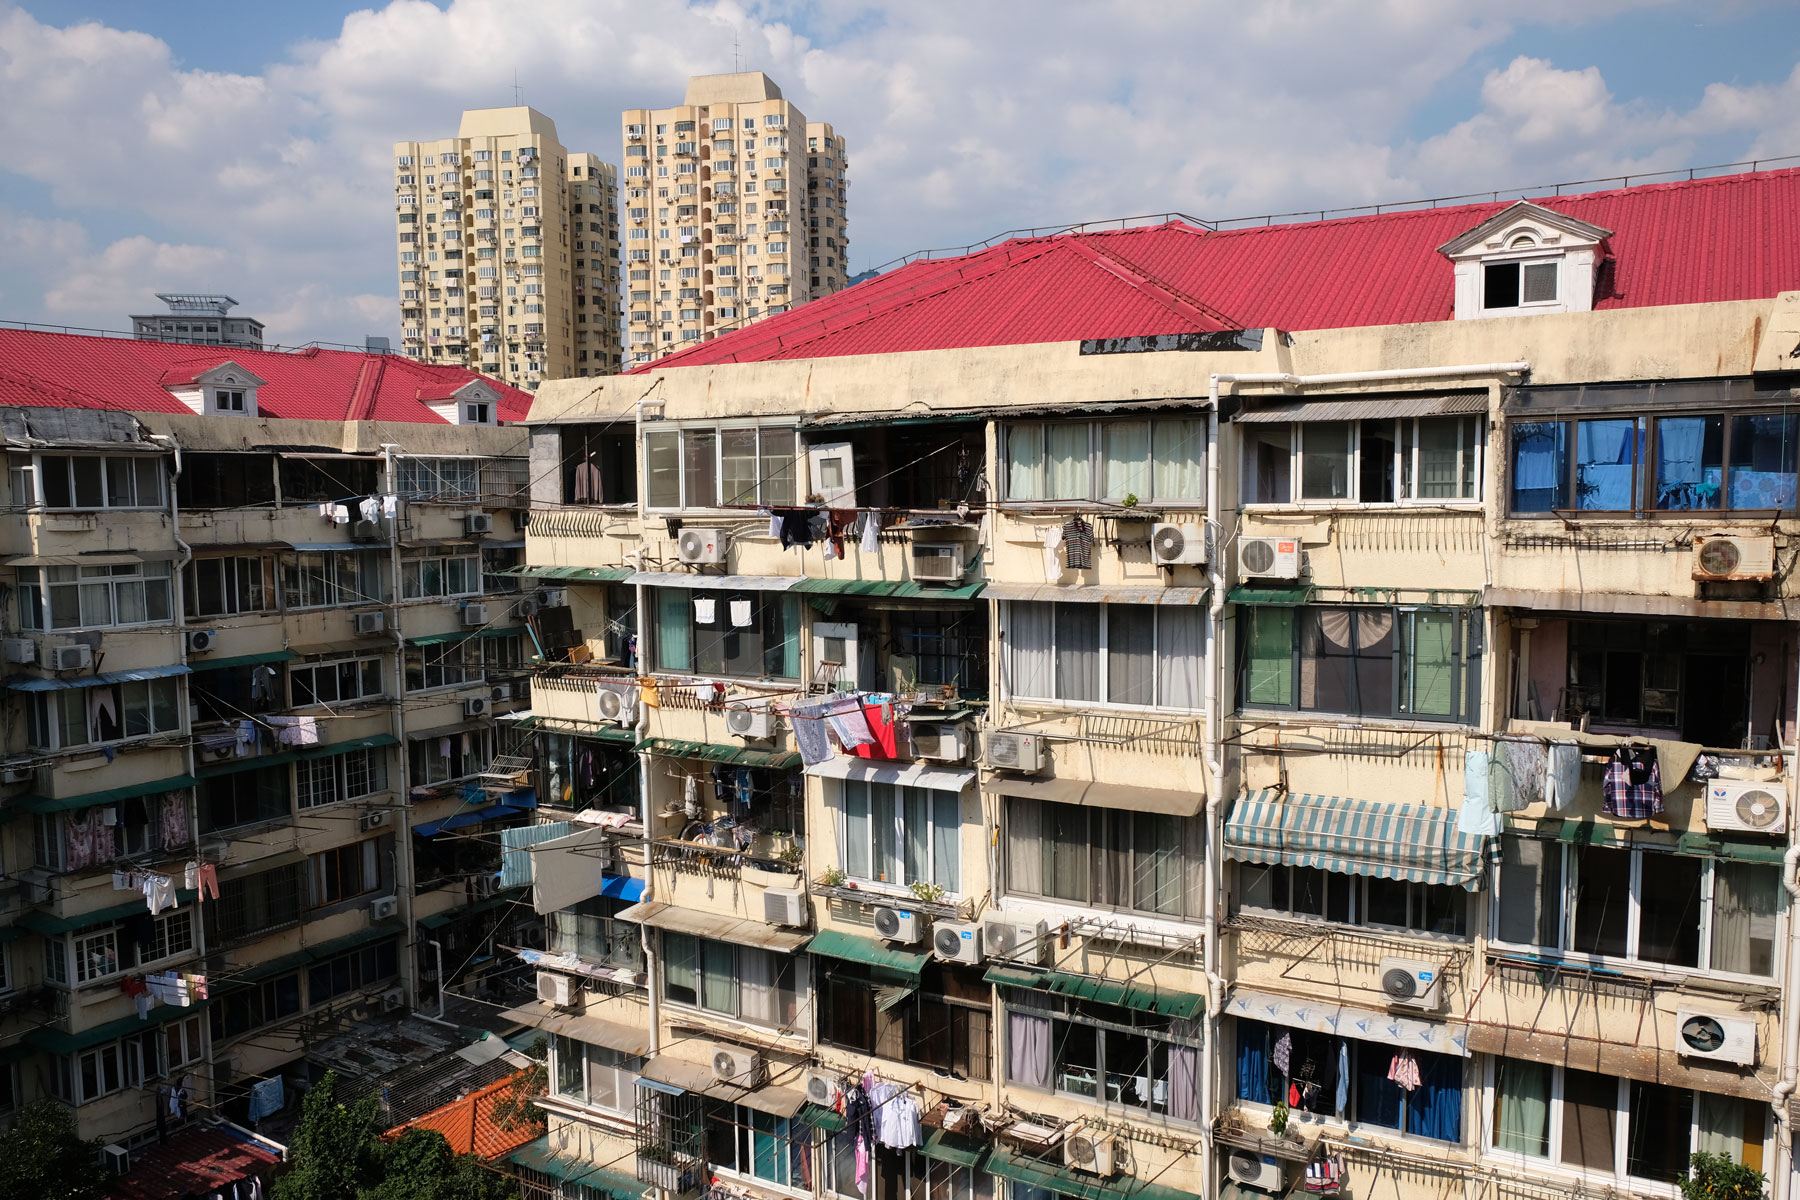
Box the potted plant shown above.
[910,880,947,905]
[1679,1152,1766,1200]
[1269,1099,1290,1138]
[777,842,804,871]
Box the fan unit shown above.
[381,986,405,1013]
[491,683,513,701]
[932,921,983,964]
[911,723,966,762]
[677,527,725,564]
[43,643,92,671]
[1226,1153,1285,1193]
[2,638,35,664]
[537,970,577,1008]
[512,598,540,619]
[1706,778,1788,834]
[982,916,1049,964]
[726,703,773,739]
[200,742,235,762]
[1063,1131,1118,1177]
[464,513,494,535]
[763,886,807,927]
[1,761,31,784]
[354,611,386,636]
[596,685,637,727]
[1674,1008,1757,1066]
[462,603,490,626]
[981,731,1044,773]
[805,1069,842,1108]
[370,895,399,920]
[1378,956,1443,1010]
[1693,534,1776,582]
[1239,536,1301,581]
[359,810,388,832]
[187,630,217,654]
[538,587,569,607]
[1150,522,1207,566]
[912,545,964,583]
[464,696,490,718]
[872,907,922,945]
[102,1144,130,1176]
[352,519,384,541]
[712,1046,766,1087]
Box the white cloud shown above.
[0,0,1795,347]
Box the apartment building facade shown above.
[621,72,849,365]
[393,107,624,389]
[129,294,265,349]
[0,332,546,1150]
[504,168,1800,1200]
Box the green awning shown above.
[498,565,633,583]
[798,1103,847,1132]
[985,1148,1202,1200]
[219,920,408,993]
[1676,833,1788,864]
[807,929,930,982]
[187,650,296,673]
[418,887,527,930]
[984,964,1205,1020]
[1555,820,1619,846]
[198,733,398,777]
[17,900,161,936]
[13,774,197,815]
[791,578,985,602]
[1225,789,1490,891]
[919,1130,986,1169]
[1228,585,1317,606]
[25,999,209,1055]
[509,1137,640,1198]
[532,718,640,745]
[637,738,800,770]
[406,626,528,647]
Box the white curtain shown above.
[1153,419,1207,500]
[1005,797,1043,895]
[739,946,776,1024]
[1155,608,1204,710]
[1695,1091,1750,1163]
[1007,425,1045,501]
[1055,604,1099,701]
[1102,421,1150,500]
[1107,606,1156,705]
[1007,1010,1052,1088]
[1712,861,1780,976]
[1006,602,1054,700]
[1048,424,1091,499]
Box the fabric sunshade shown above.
[638,738,801,770]
[186,650,296,673]
[628,572,801,591]
[982,583,1208,606]
[985,1148,1202,1200]
[804,757,975,791]
[798,1103,848,1132]
[498,1000,654,1056]
[1227,585,1318,606]
[406,626,527,646]
[918,1131,987,1169]
[791,578,986,601]
[530,825,619,915]
[980,773,1202,817]
[509,1138,641,1199]
[1224,789,1489,891]
[1233,393,1488,423]
[5,662,191,692]
[13,773,197,814]
[412,802,524,838]
[984,964,1204,1020]
[807,929,930,981]
[1224,987,1469,1057]
[615,900,811,953]
[636,1055,808,1117]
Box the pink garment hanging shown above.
[1387,1050,1421,1091]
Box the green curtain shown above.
[1245,608,1294,706]
[1494,1059,1551,1157]
[655,588,691,672]
[1406,610,1456,716]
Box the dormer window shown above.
[1483,259,1560,310]
[465,402,492,424]
[1439,200,1612,321]
[216,389,246,413]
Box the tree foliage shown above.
[1680,1151,1767,1200]
[0,1100,109,1200]
[488,1037,547,1140]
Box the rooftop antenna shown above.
[732,32,741,72]
[512,70,523,107]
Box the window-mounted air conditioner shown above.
[1378,956,1443,1010]
[537,970,577,1008]
[1063,1131,1118,1178]
[1226,1152,1285,1194]
[726,702,772,739]
[2,638,35,665]
[981,731,1043,773]
[1674,1008,1757,1066]
[711,1045,766,1087]
[1693,534,1776,582]
[463,696,491,718]
[911,723,967,763]
[464,513,494,535]
[805,1069,842,1108]
[1238,536,1301,581]
[677,527,725,564]
[982,916,1049,964]
[538,587,569,607]
[1150,522,1207,566]
[462,603,489,626]
[762,886,807,927]
[359,810,388,832]
[369,895,399,921]
[932,921,982,965]
[1706,778,1787,835]
[354,612,386,636]
[872,906,921,944]
[43,643,92,671]
[186,630,216,654]
[911,544,964,583]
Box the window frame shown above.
[22,453,167,510]
[1002,795,1206,923]
[19,560,176,632]
[28,676,184,751]
[836,779,963,897]
[1001,417,1209,506]
[1234,862,1472,941]
[1001,600,1206,712]
[289,654,386,708]
[1002,990,1204,1125]
[1239,416,1485,508]
[641,422,799,510]
[400,548,484,600]
[1482,255,1562,312]
[660,933,803,1030]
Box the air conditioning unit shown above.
[726,703,772,739]
[911,723,967,763]
[43,643,92,671]
[1063,1131,1118,1178]
[462,603,490,626]
[381,986,405,1013]
[101,1144,130,1176]
[1226,1152,1285,1194]
[932,921,983,965]
[465,513,494,535]
[596,685,637,726]
[537,970,577,1008]
[1,761,32,785]
[512,598,540,619]
[872,906,922,945]
[2,638,34,664]
[762,886,807,927]
[1693,534,1776,581]
[186,630,216,654]
[538,587,569,607]
[677,527,725,564]
[712,1045,766,1087]
[982,916,1049,964]
[200,742,235,763]
[464,696,491,718]
[1706,778,1788,835]
[1378,956,1443,1010]
[911,545,964,583]
[1674,1008,1757,1066]
[805,1069,842,1108]
[1239,536,1301,581]
[352,519,384,541]
[369,895,399,921]
[354,611,386,636]
[1150,522,1207,566]
[359,810,388,832]
[491,683,514,702]
[982,731,1044,773]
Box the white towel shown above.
[730,599,753,627]
[381,494,399,518]
[860,510,881,554]
[694,597,716,625]
[1042,526,1064,582]
[358,496,380,522]
[330,503,351,525]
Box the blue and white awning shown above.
[1223,790,1489,891]
[1225,987,1469,1056]
[5,663,191,692]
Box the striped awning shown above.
[1223,790,1490,891]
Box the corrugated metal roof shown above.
[629,571,801,591]
[614,900,810,953]
[983,583,1209,605]
[1234,392,1489,423]
[5,662,191,691]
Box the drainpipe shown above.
[629,402,661,1054]
[379,443,420,1008]
[428,939,446,1019]
[1772,642,1800,1195]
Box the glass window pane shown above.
[903,787,928,886]
[720,429,759,506]
[1151,419,1206,500]
[1047,425,1091,500]
[1626,1080,1692,1184]
[844,781,870,880]
[1511,421,1568,512]
[1571,845,1631,958]
[1415,417,1464,500]
[1728,412,1800,510]
[1497,837,1561,947]
[1402,610,1456,717]
[72,457,104,508]
[1054,605,1099,701]
[1300,423,1352,501]
[700,940,736,1014]
[759,429,797,505]
[1636,853,1701,967]
[1654,415,1723,510]
[655,588,691,672]
[1243,426,1291,503]
[1559,1068,1617,1171]
[1106,606,1155,706]
[1243,607,1293,707]
[663,933,697,1005]
[1495,1060,1552,1157]
[1101,422,1150,500]
[1359,420,1396,502]
[931,792,960,894]
[1712,861,1780,976]
[1006,425,1045,501]
[1575,419,1639,511]
[872,784,898,884]
[644,431,680,507]
[1154,607,1203,709]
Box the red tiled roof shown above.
[110,1125,281,1200]
[383,1067,541,1161]
[0,329,532,424]
[648,167,1800,369]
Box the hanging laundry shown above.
[358,496,380,523]
[1271,1030,1293,1075]
[330,504,351,525]
[711,764,739,809]
[1041,525,1064,583]
[683,774,700,819]
[1387,1051,1422,1091]
[113,870,135,892]
[786,701,834,766]
[268,716,321,747]
[247,1075,285,1124]
[823,698,875,748]
[849,701,900,760]
[234,719,257,756]
[1603,745,1664,819]
[571,460,603,503]
[693,597,717,625]
[859,510,881,554]
[774,508,817,548]
[766,509,782,539]
[729,599,753,627]
[251,665,278,704]
[828,509,857,558]
[143,874,178,915]
[1545,740,1582,813]
[1060,515,1094,570]
[1335,1041,1350,1117]
[1498,738,1546,810]
[196,862,220,902]
[184,861,199,891]
[89,686,118,731]
[381,494,399,519]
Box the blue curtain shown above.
[1405,1051,1465,1142]
[1354,1047,1403,1130]
[1236,1019,1271,1104]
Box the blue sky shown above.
[5,0,1800,347]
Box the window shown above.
[1235,1016,1461,1140]
[409,728,492,786]
[405,638,484,691]
[72,927,121,984]
[30,454,166,509]
[198,766,289,834]
[211,972,303,1041]
[1005,991,1202,1122]
[1003,602,1203,709]
[819,961,991,1081]
[706,1102,803,1188]
[282,550,388,608]
[1484,259,1560,309]
[662,934,801,1027]
[400,549,483,599]
[206,861,306,945]
[1004,797,1206,920]
[19,561,174,630]
[839,781,961,893]
[28,677,182,750]
[551,1034,640,1113]
[215,389,246,413]
[184,556,275,617]
[1494,839,1781,978]
[550,895,644,973]
[465,402,492,424]
[654,588,800,679]
[278,456,380,506]
[306,940,399,1005]
[1511,411,1800,514]
[1237,864,1469,937]
[1488,1059,1767,1184]
[643,425,799,508]
[1237,604,1481,723]
[1242,417,1483,505]
[559,426,637,505]
[290,655,384,707]
[826,1142,990,1200]
[310,839,381,906]
[296,749,384,809]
